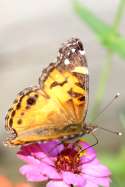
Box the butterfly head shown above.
[82,122,97,134]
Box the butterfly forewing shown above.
[40,38,89,123]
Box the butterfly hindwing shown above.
[5,87,72,145]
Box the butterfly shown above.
[5,38,96,146]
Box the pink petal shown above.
[18,143,41,156]
[82,159,111,177]
[94,177,111,187]
[17,154,40,165]
[47,181,69,187]
[38,162,61,179]
[62,171,86,186]
[19,165,48,182]
[84,175,111,187]
[17,144,54,166]
[81,158,111,187]
[39,140,64,156]
[79,141,96,163]
[84,181,98,187]
[20,161,61,180]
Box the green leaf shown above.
[102,33,125,58]
[72,0,125,58]
[73,0,112,37]
[99,148,125,187]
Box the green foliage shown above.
[99,148,125,187]
[73,0,125,58]
[72,0,125,121]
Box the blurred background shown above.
[0,0,125,186]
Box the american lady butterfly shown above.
[5,38,96,146]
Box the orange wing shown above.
[5,38,89,146]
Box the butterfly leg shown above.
[44,133,84,157]
[59,133,85,152]
[78,132,98,156]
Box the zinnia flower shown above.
[17,140,111,187]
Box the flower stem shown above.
[113,0,125,31]
[89,0,125,121]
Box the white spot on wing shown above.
[71,48,75,53]
[64,59,70,65]
[79,50,86,55]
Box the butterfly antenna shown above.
[90,92,122,136]
[96,126,122,136]
[92,92,120,123]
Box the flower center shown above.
[55,147,81,174]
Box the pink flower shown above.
[17,140,111,187]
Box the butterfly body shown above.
[5,38,89,146]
